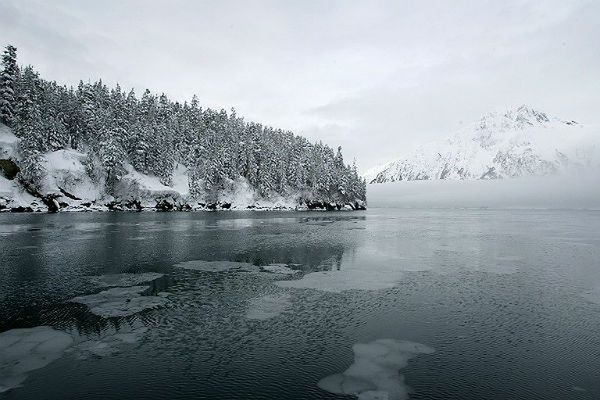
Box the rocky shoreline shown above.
[0,192,367,213]
[1,130,367,214]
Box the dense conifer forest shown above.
[0,44,366,210]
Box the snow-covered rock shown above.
[368,106,600,183]
[0,175,41,212]
[40,149,102,203]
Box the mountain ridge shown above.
[367,105,600,184]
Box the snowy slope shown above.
[0,124,19,159]
[368,106,600,183]
[0,123,344,212]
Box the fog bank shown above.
[367,172,600,209]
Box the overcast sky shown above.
[1,0,599,171]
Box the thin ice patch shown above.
[87,272,164,287]
[0,326,73,393]
[73,326,149,359]
[318,339,435,400]
[259,264,300,275]
[582,287,600,305]
[276,269,403,292]
[174,260,258,273]
[246,293,292,320]
[70,286,168,317]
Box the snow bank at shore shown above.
[0,129,365,213]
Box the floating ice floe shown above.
[0,326,73,393]
[582,287,600,305]
[175,260,258,273]
[318,339,435,400]
[276,269,403,293]
[259,264,300,275]
[73,326,148,358]
[246,293,292,320]
[71,286,168,317]
[87,272,164,287]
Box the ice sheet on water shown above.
[175,260,258,273]
[0,326,73,393]
[71,286,168,317]
[259,264,300,275]
[318,339,435,400]
[72,326,149,359]
[87,272,164,287]
[246,293,292,320]
[582,287,600,305]
[276,269,403,293]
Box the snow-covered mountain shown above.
[368,106,600,184]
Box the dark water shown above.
[1,209,600,399]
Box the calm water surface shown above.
[1,209,599,399]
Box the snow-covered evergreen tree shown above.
[1,42,367,206]
[0,45,17,126]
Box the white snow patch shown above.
[246,293,292,320]
[276,269,403,293]
[118,164,180,205]
[0,124,19,160]
[0,326,73,393]
[175,260,258,273]
[259,264,300,275]
[70,286,168,318]
[43,150,86,173]
[41,149,103,202]
[0,175,39,210]
[170,163,190,196]
[87,272,164,287]
[318,339,435,400]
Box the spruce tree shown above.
[1,49,366,206]
[0,45,17,126]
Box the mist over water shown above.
[368,172,600,210]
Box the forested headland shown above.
[0,45,366,212]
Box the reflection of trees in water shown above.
[232,244,345,272]
[316,252,343,271]
[1,212,366,336]
[298,215,366,226]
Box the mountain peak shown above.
[510,105,550,124]
[366,106,598,184]
[478,105,550,134]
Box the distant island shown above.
[0,45,366,212]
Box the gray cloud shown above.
[1,0,598,171]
